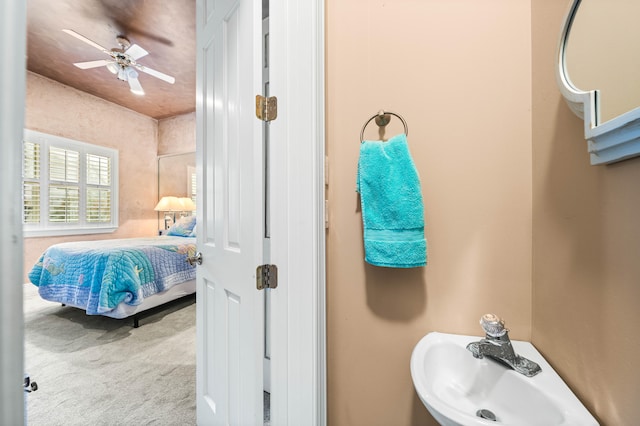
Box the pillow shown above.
[166,215,197,237]
[188,224,197,237]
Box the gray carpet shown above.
[23,283,197,426]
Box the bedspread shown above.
[29,236,197,315]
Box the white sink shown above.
[410,332,599,426]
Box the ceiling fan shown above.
[62,29,175,96]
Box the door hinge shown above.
[257,264,278,290]
[256,95,278,122]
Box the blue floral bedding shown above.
[28,236,197,315]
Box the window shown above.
[22,130,119,237]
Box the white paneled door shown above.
[195,0,264,424]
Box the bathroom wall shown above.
[23,72,159,280]
[326,1,532,424]
[531,1,640,424]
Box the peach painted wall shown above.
[157,114,196,200]
[532,1,640,424]
[23,72,159,280]
[326,1,532,425]
[158,112,196,156]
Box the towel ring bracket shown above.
[360,110,408,142]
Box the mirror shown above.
[158,152,196,230]
[564,0,640,124]
[556,0,640,165]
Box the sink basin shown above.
[410,332,598,426]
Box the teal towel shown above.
[356,133,427,268]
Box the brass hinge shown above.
[256,264,278,290]
[256,95,278,122]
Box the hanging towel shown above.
[356,133,427,268]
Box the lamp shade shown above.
[154,196,183,212]
[178,197,196,211]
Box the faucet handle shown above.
[480,313,507,337]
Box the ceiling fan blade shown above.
[126,68,145,95]
[62,29,110,54]
[128,76,145,96]
[125,44,149,60]
[134,64,176,84]
[73,59,111,69]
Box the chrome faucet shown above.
[466,314,542,377]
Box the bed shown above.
[28,232,197,327]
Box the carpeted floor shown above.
[23,283,197,426]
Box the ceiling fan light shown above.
[117,67,127,81]
[127,68,145,96]
[126,67,138,79]
[106,62,118,74]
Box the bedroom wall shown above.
[325,1,532,424]
[158,112,196,155]
[23,72,159,281]
[531,0,640,424]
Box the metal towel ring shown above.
[360,110,409,142]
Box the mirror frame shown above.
[556,0,640,165]
[157,151,196,231]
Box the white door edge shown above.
[269,0,326,424]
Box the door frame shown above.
[269,0,326,424]
[0,0,326,424]
[1,1,27,425]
